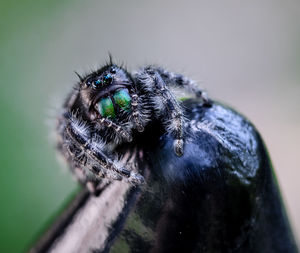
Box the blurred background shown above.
[0,0,299,252]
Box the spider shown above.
[56,60,211,191]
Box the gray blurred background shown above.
[0,0,299,252]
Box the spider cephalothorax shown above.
[78,64,141,143]
[57,62,211,192]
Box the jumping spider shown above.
[56,61,211,191]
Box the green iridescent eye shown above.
[113,89,131,111]
[98,97,115,118]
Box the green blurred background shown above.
[0,0,299,252]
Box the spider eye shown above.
[86,78,93,87]
[103,74,113,85]
[98,97,115,118]
[113,89,131,111]
[94,79,102,87]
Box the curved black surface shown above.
[110,99,298,253]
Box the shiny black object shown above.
[109,99,298,252]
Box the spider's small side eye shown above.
[103,74,113,85]
[86,78,93,87]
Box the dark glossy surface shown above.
[110,99,298,253]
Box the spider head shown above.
[85,65,121,89]
[80,65,133,120]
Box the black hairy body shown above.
[56,62,211,192]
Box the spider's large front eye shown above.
[113,89,131,112]
[98,97,115,118]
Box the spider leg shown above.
[60,113,144,185]
[136,68,185,156]
[94,117,133,142]
[130,92,144,132]
[155,67,212,105]
[155,74,185,156]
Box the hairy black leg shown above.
[130,93,144,132]
[95,117,132,142]
[155,67,212,105]
[65,145,88,167]
[65,124,120,179]
[137,68,185,156]
[155,74,185,156]
[59,113,144,185]
[65,122,143,184]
